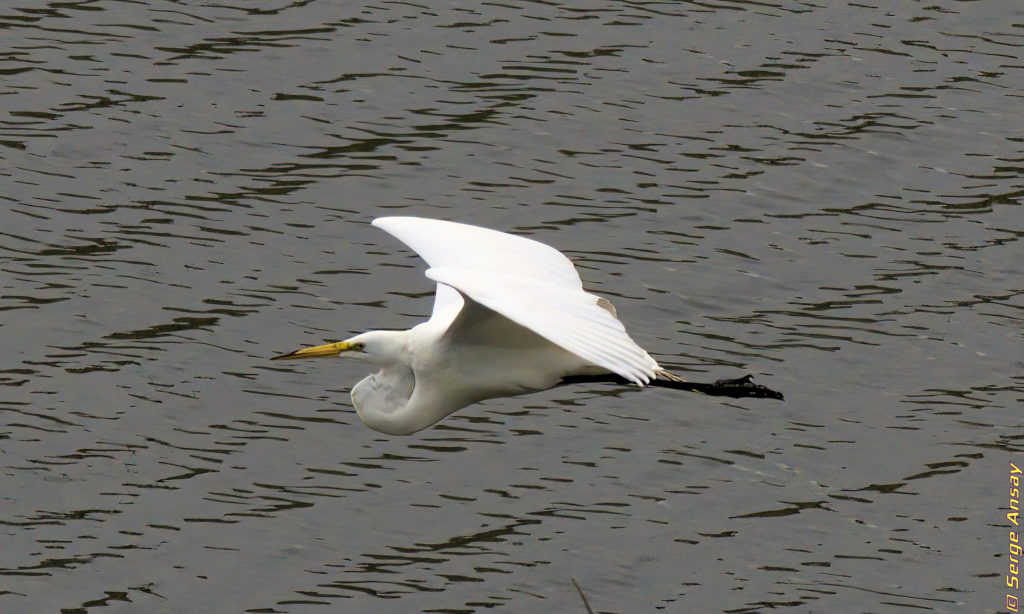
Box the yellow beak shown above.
[271,341,359,361]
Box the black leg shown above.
[559,372,784,401]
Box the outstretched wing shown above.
[372,217,583,288]
[371,216,658,385]
[373,216,585,329]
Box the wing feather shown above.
[372,217,584,290]
[426,267,658,384]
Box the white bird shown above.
[272,217,780,435]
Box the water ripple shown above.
[2,0,1021,612]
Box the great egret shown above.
[272,217,781,435]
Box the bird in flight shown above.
[272,217,781,435]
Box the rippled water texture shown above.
[3,1,1023,612]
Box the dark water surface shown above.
[3,1,1022,612]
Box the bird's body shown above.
[273,217,781,435]
[346,314,597,434]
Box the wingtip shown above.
[654,368,686,383]
[372,215,420,225]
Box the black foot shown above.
[704,374,784,400]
